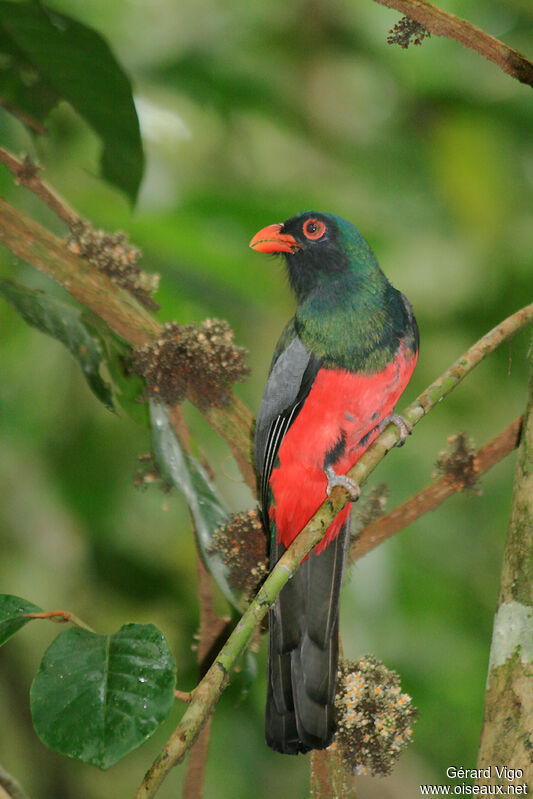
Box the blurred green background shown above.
[0,0,532,797]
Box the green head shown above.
[250,211,386,303]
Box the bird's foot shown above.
[325,465,360,501]
[379,413,412,447]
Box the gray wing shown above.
[254,335,322,524]
[400,291,419,355]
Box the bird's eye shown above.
[303,219,326,240]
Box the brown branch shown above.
[0,147,79,228]
[311,747,357,799]
[21,609,94,632]
[0,99,47,135]
[174,690,193,703]
[374,0,533,88]
[351,416,523,562]
[182,555,231,799]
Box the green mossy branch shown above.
[135,303,533,799]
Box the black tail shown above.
[265,518,350,754]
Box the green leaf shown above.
[102,332,149,428]
[0,594,42,646]
[30,623,176,769]
[0,279,114,410]
[0,22,58,133]
[0,1,143,203]
[150,401,240,609]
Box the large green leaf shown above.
[0,19,58,132]
[0,1,143,203]
[30,623,176,769]
[0,594,42,646]
[150,401,239,608]
[0,279,114,410]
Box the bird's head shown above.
[250,211,381,302]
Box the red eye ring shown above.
[303,218,326,240]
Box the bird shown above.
[249,211,418,755]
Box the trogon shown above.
[250,211,418,755]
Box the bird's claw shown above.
[325,465,360,501]
[379,413,412,447]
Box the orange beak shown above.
[249,223,301,254]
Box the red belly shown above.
[269,343,417,554]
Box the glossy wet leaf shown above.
[30,623,176,769]
[0,594,42,646]
[150,401,239,608]
[0,279,114,410]
[0,1,143,203]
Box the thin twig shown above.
[0,100,47,135]
[135,303,533,799]
[0,147,79,228]
[21,609,94,632]
[351,416,523,561]
[374,0,533,88]
[0,765,31,799]
[182,556,230,799]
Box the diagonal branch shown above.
[0,147,79,228]
[351,416,523,562]
[134,303,533,799]
[374,0,533,88]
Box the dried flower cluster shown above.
[387,17,431,48]
[434,432,480,492]
[208,510,268,599]
[66,219,159,310]
[331,655,416,777]
[131,318,249,408]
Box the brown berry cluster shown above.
[387,17,431,48]
[66,219,159,310]
[331,655,416,777]
[131,318,249,408]
[208,510,268,599]
[434,433,480,493]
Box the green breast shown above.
[295,279,411,374]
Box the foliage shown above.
[0,0,532,797]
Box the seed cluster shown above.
[387,17,431,48]
[434,432,480,492]
[66,219,159,310]
[208,510,268,599]
[331,655,416,777]
[131,318,249,408]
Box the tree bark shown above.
[476,358,533,790]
